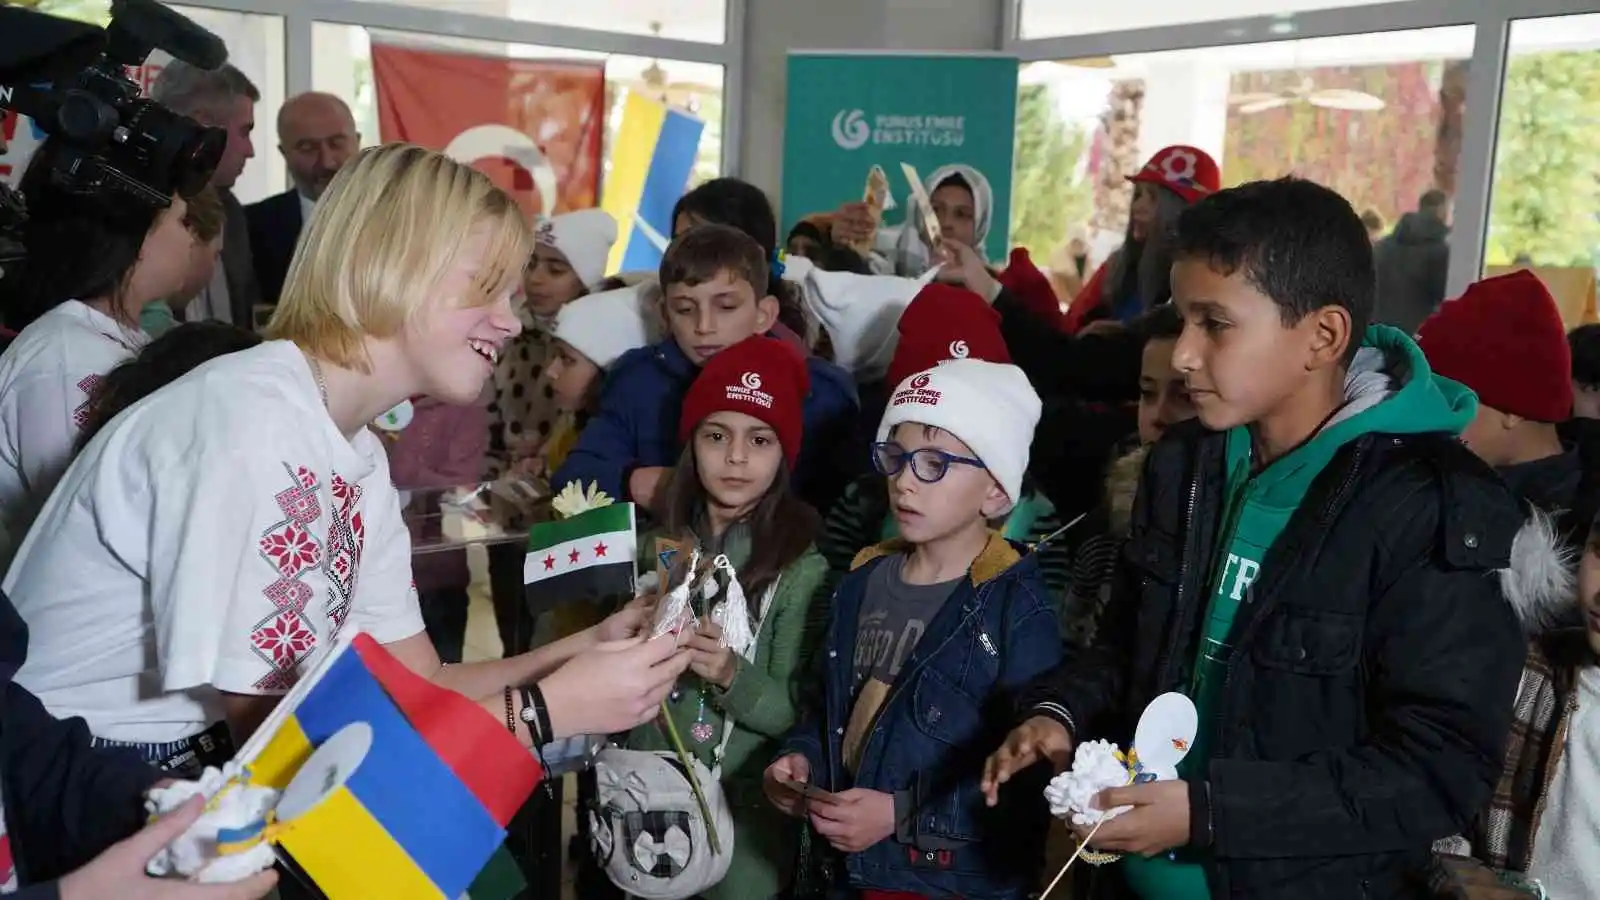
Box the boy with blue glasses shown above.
[765,358,1062,900]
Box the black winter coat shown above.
[1020,420,1527,900]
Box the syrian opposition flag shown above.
[523,503,637,609]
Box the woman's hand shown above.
[58,796,279,900]
[684,620,737,689]
[597,593,658,642]
[540,636,692,737]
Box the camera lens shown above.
[169,123,225,198]
[112,99,222,199]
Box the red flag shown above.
[351,634,541,826]
[372,42,605,219]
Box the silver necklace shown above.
[306,354,330,409]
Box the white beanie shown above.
[535,209,619,288]
[553,284,650,370]
[876,359,1041,509]
[783,254,939,382]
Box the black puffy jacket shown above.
[1021,420,1526,900]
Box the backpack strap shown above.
[710,575,781,779]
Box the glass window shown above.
[311,23,723,211]
[1484,13,1600,297]
[1011,26,1472,309]
[341,0,725,44]
[1020,0,1401,40]
[18,2,287,203]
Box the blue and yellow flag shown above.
[247,634,541,899]
[602,91,706,273]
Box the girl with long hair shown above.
[1062,145,1220,333]
[620,334,830,900]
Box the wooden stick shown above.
[657,700,723,855]
[1041,818,1107,900]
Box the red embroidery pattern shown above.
[258,521,322,578]
[71,374,103,429]
[250,464,369,690]
[250,609,317,668]
[324,474,365,631]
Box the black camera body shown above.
[0,0,227,292]
[2,0,229,206]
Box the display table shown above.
[400,478,547,556]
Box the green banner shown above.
[781,52,1019,264]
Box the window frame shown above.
[1004,0,1600,297]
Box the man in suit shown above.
[246,92,360,307]
[150,61,262,330]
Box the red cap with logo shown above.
[679,335,810,467]
[885,283,1011,392]
[1128,145,1221,205]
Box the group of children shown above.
[0,127,1594,900]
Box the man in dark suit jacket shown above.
[150,61,263,330]
[247,92,359,307]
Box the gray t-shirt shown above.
[852,553,963,690]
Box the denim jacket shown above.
[780,533,1063,899]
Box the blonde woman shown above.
[3,144,688,775]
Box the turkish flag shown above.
[371,42,606,218]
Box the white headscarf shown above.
[888,163,994,276]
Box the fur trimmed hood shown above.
[1500,505,1578,635]
[1106,444,1148,538]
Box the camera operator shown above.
[0,137,196,573]
[148,61,261,330]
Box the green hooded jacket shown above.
[1123,325,1478,898]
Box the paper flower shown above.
[552,480,614,519]
[1043,740,1134,827]
[144,762,281,883]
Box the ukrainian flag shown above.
[602,91,706,274]
[250,634,540,899]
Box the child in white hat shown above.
[765,358,1059,900]
[543,283,652,472]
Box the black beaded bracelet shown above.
[502,685,516,735]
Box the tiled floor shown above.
[459,546,581,900]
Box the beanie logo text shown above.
[891,372,941,408]
[535,219,557,247]
[948,339,969,359]
[726,371,774,409]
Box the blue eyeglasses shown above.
[871,441,987,484]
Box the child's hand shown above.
[628,466,671,511]
[938,239,1000,302]
[982,715,1075,806]
[685,621,737,689]
[597,593,657,642]
[808,788,896,853]
[1074,780,1191,857]
[764,753,812,817]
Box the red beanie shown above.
[996,248,1065,330]
[1415,269,1572,423]
[885,283,1011,391]
[679,335,809,467]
